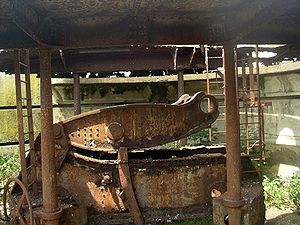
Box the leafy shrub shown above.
[187,128,216,147]
[289,171,300,208]
[263,175,292,209]
[0,153,20,197]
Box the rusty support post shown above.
[222,43,244,225]
[39,47,61,225]
[177,70,187,146]
[118,148,144,225]
[73,73,81,115]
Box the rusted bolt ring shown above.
[222,196,245,208]
[106,122,124,141]
[39,207,63,221]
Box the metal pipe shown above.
[223,43,244,225]
[39,47,61,225]
[73,73,81,115]
[177,70,187,146]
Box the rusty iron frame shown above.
[3,178,34,225]
[14,49,38,195]
[14,50,29,190]
[205,45,225,145]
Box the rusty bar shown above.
[73,73,81,115]
[205,47,212,144]
[14,49,28,189]
[118,148,144,225]
[255,44,263,179]
[39,47,61,225]
[223,43,244,225]
[177,70,187,146]
[249,62,255,106]
[241,62,249,154]
[24,49,38,194]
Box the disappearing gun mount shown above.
[53,91,219,152]
[51,91,219,225]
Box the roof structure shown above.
[0,0,300,49]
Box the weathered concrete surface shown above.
[259,63,300,176]
[213,183,265,225]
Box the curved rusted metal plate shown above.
[55,92,219,151]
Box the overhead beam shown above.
[9,0,65,47]
[10,0,42,44]
[65,47,204,73]
[230,0,299,42]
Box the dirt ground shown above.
[265,208,300,225]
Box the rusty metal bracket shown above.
[53,123,70,171]
[118,147,144,225]
[54,92,219,151]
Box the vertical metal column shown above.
[73,74,81,115]
[222,43,244,225]
[178,70,187,146]
[39,47,61,225]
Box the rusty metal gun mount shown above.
[53,92,219,152]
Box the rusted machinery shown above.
[1,92,264,225]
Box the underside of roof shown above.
[0,0,300,49]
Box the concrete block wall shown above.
[1,61,300,178]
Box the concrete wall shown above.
[259,63,300,176]
[1,61,300,177]
[0,73,212,150]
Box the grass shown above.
[165,217,213,225]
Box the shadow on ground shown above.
[265,209,300,225]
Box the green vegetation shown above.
[263,171,300,209]
[0,152,20,197]
[187,128,217,147]
[165,217,213,225]
[288,171,300,208]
